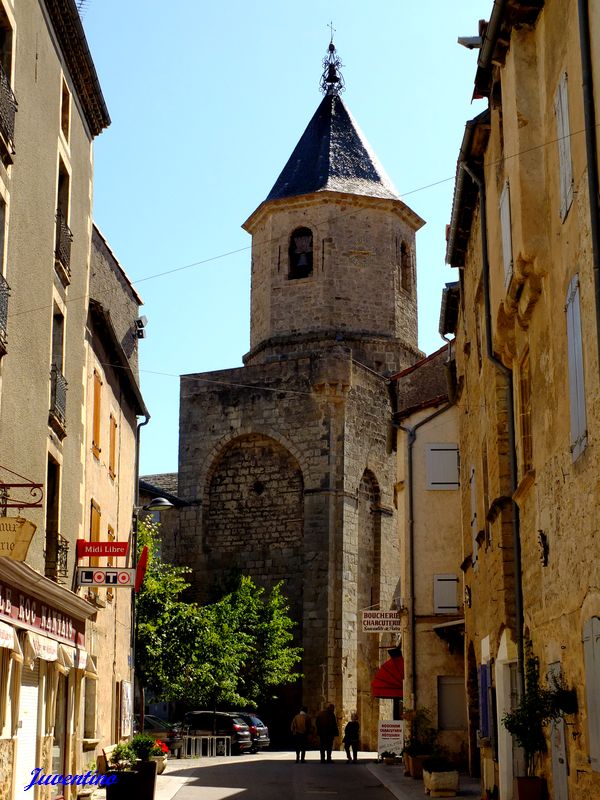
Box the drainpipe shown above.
[577,0,600,372]
[132,413,150,726]
[396,403,451,707]
[461,162,525,699]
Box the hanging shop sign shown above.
[76,539,129,559]
[76,567,136,588]
[0,517,36,560]
[362,610,402,633]
[0,579,83,645]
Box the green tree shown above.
[135,519,302,708]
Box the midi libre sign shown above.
[76,540,129,559]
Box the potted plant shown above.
[501,645,560,800]
[549,672,578,715]
[149,738,170,774]
[402,708,438,779]
[380,750,399,765]
[106,743,139,800]
[422,756,460,797]
[106,736,159,800]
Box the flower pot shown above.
[151,753,167,774]
[514,776,547,800]
[383,757,396,765]
[423,768,460,797]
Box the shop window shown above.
[426,443,459,490]
[288,227,313,279]
[108,413,117,478]
[92,369,102,458]
[438,676,467,730]
[84,657,98,740]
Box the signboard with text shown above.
[76,567,136,588]
[362,610,402,632]
[76,539,129,559]
[0,517,36,560]
[377,720,404,757]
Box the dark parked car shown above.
[134,714,184,757]
[230,712,270,752]
[183,711,252,754]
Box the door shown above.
[549,662,569,800]
[14,660,40,797]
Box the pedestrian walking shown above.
[315,703,339,763]
[343,712,359,762]
[291,705,312,762]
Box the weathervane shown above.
[320,23,345,95]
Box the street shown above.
[154,752,396,800]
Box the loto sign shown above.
[362,610,402,633]
[0,517,36,561]
[76,567,136,588]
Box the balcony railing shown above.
[55,210,73,281]
[45,533,69,584]
[0,60,16,160]
[0,272,8,353]
[50,363,67,427]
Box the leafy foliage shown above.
[135,519,302,708]
[501,642,560,776]
[402,707,438,756]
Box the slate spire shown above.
[265,40,399,204]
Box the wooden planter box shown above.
[514,776,547,800]
[406,753,431,779]
[423,768,460,797]
[106,760,157,800]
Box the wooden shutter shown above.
[554,72,574,221]
[426,444,459,489]
[479,664,489,738]
[92,370,102,458]
[437,676,467,730]
[108,414,117,478]
[434,574,459,614]
[499,181,513,288]
[565,275,587,460]
[470,466,478,565]
[583,617,600,770]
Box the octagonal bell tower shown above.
[243,42,424,374]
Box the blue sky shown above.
[82,1,489,475]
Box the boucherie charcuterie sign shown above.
[0,580,82,644]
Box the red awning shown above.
[371,656,404,698]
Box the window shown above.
[51,672,68,799]
[398,239,412,294]
[499,180,513,288]
[0,6,15,163]
[583,617,600,770]
[478,662,491,738]
[555,72,573,221]
[108,413,117,478]
[519,352,533,473]
[92,370,102,458]
[438,676,467,730]
[426,443,459,490]
[83,658,98,740]
[434,574,459,614]
[55,159,72,283]
[288,227,313,279]
[565,275,587,461]
[89,500,101,596]
[60,77,70,141]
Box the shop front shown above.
[0,559,96,800]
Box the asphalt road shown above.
[166,752,394,800]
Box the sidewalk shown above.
[91,753,482,800]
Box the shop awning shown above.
[58,644,88,672]
[24,631,58,668]
[0,621,22,662]
[432,618,465,654]
[371,656,404,698]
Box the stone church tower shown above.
[177,43,424,747]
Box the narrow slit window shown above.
[289,228,313,279]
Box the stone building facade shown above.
[445,1,600,797]
[175,49,424,749]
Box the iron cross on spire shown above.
[320,24,345,95]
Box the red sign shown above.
[0,580,84,646]
[76,539,129,559]
[135,546,149,593]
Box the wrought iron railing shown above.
[0,272,9,349]
[44,533,69,584]
[50,363,67,426]
[55,210,73,278]
[0,61,16,156]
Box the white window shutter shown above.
[566,275,587,460]
[499,181,513,288]
[434,574,459,614]
[555,72,574,221]
[426,444,459,490]
[583,617,600,770]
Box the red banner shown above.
[76,539,129,559]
